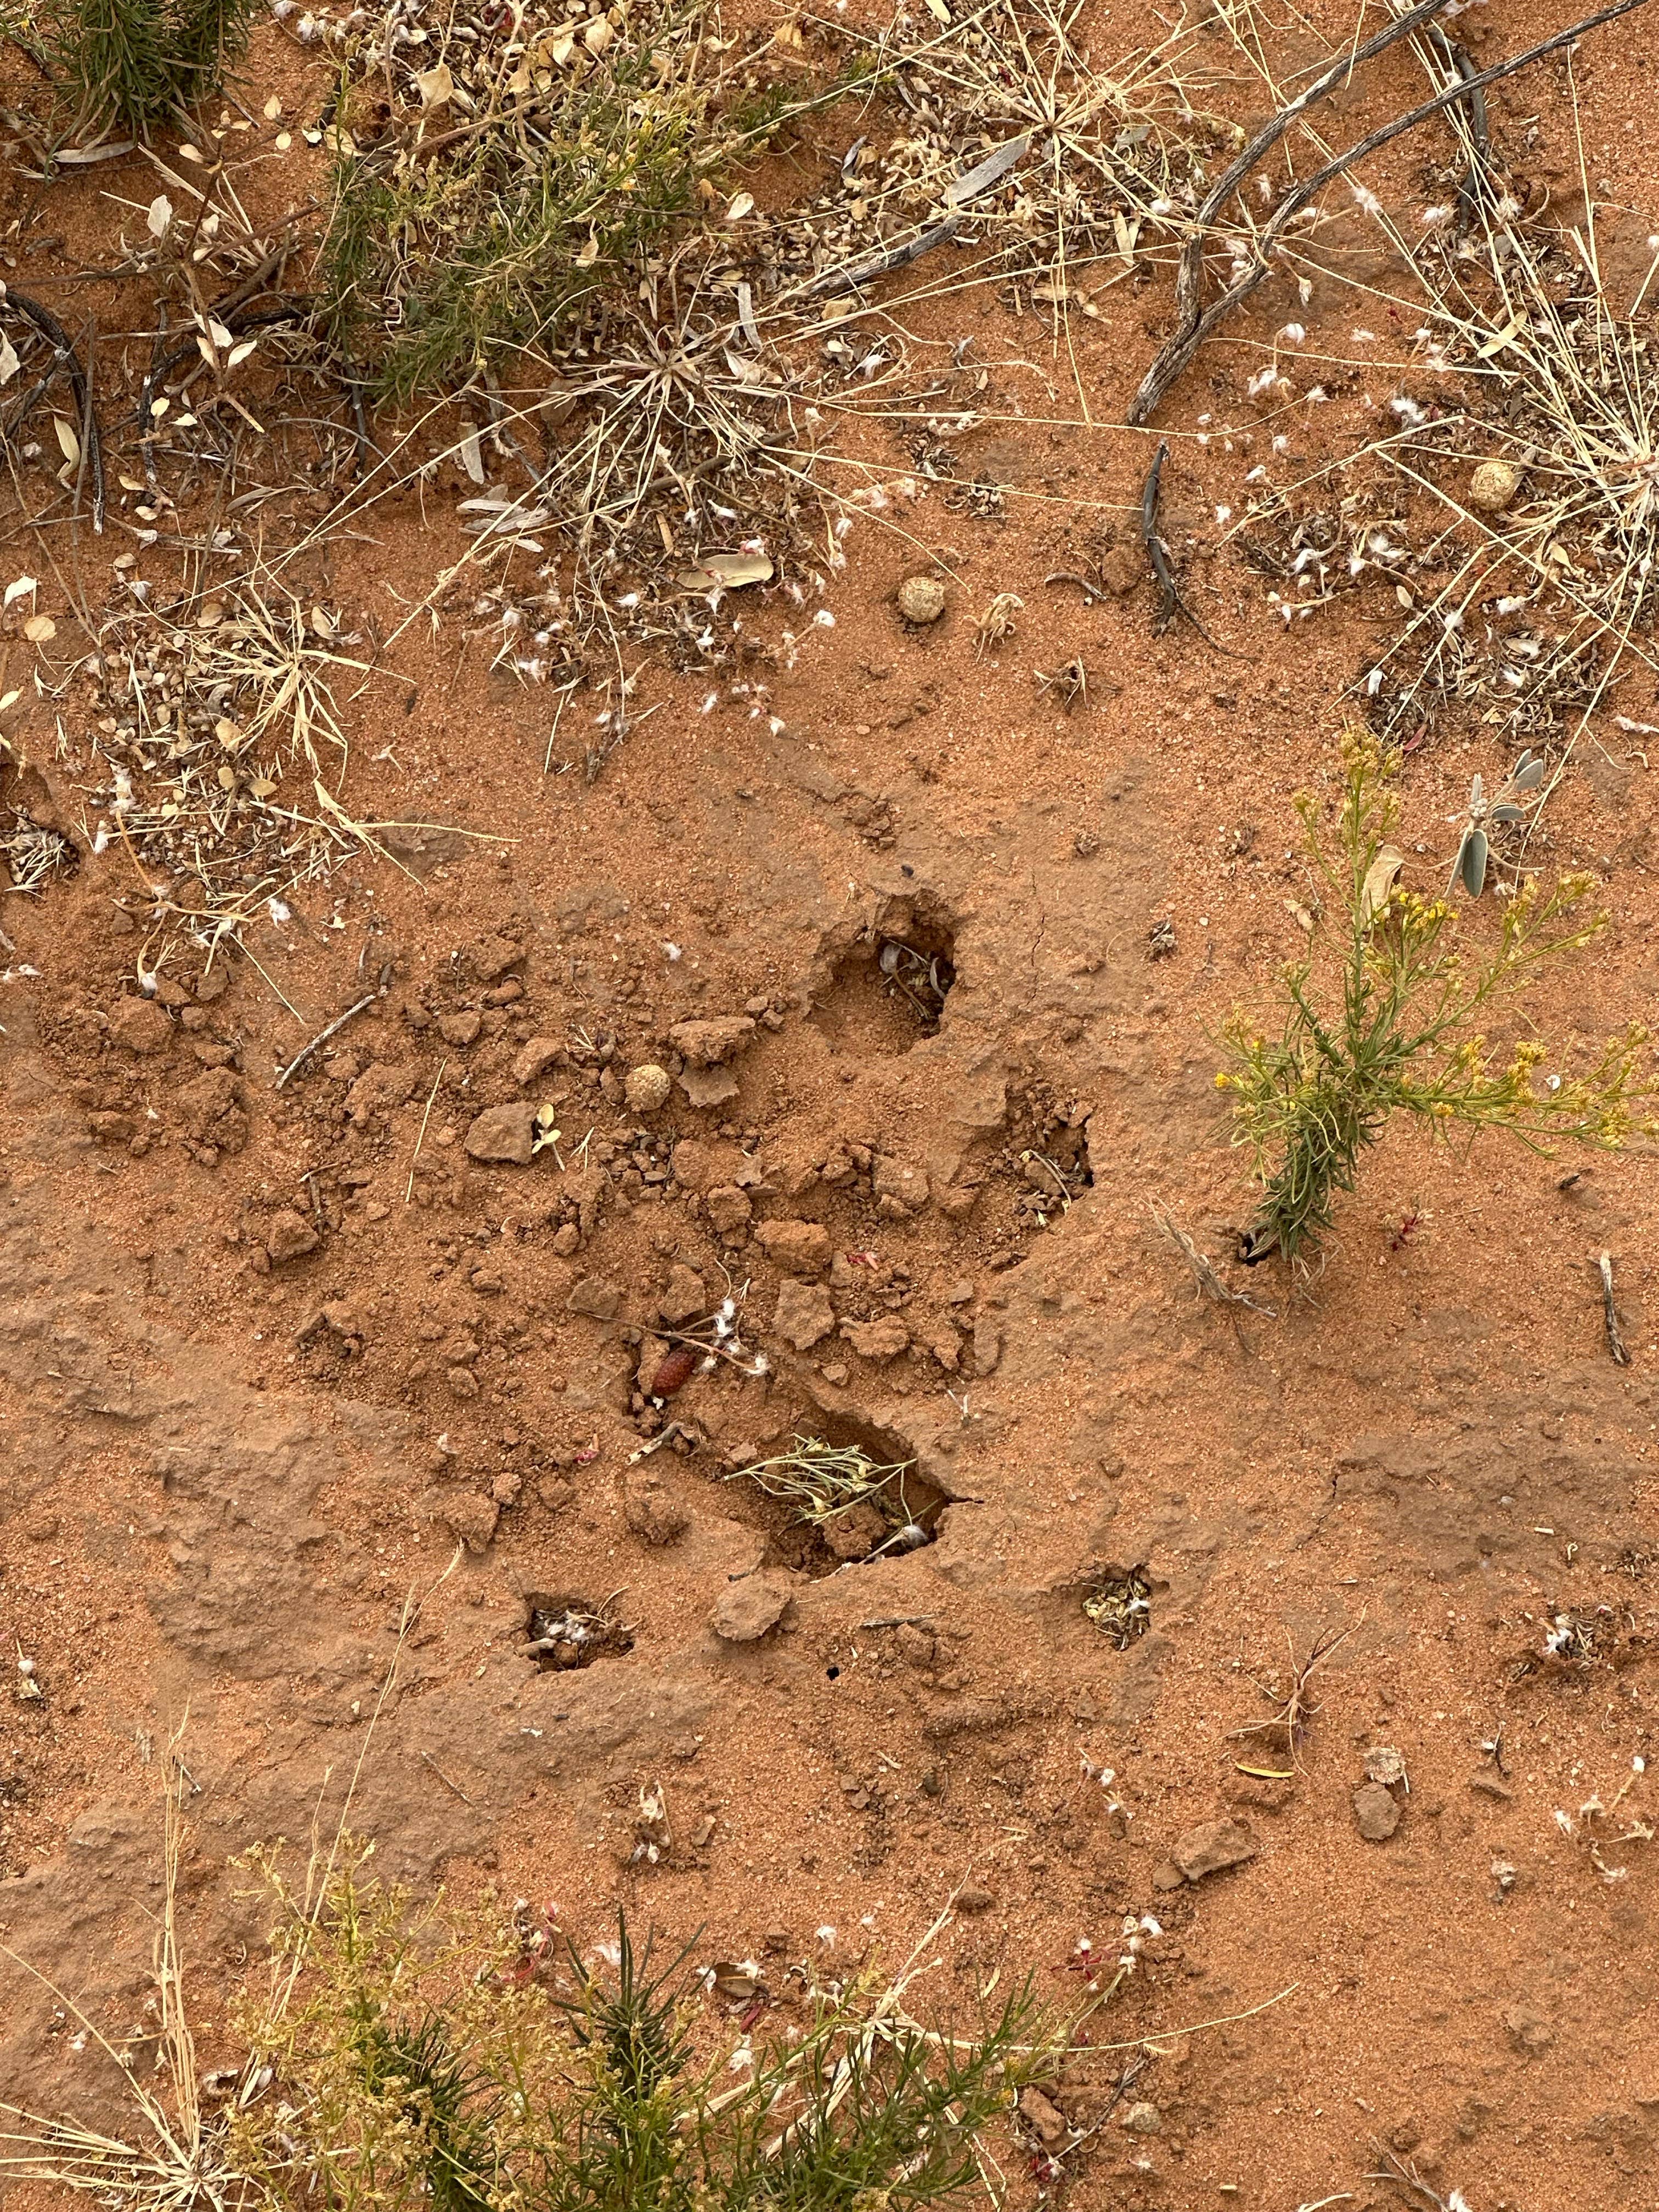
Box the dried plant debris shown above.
[294,0,1223,664]
[0,814,73,893]
[1082,1565,1152,1648]
[76,580,379,930]
[1228,18,1659,747]
[522,1589,635,1669]
[723,1435,932,1560]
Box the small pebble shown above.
[898,574,946,623]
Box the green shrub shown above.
[1219,733,1654,1263]
[36,0,255,138]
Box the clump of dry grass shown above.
[76,573,379,936]
[723,1434,929,1551]
[4,1795,1062,2212]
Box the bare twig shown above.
[1130,0,1654,423]
[1,290,105,529]
[1151,1205,1275,1315]
[274,974,385,1088]
[1369,2141,1461,2211]
[1599,1250,1631,1366]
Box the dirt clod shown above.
[624,1469,690,1545]
[464,1102,537,1164]
[774,1277,835,1349]
[1352,1781,1401,1842]
[712,1572,793,1643]
[266,1209,319,1265]
[1171,1819,1258,1882]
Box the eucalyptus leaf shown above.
[1490,803,1527,823]
[1460,827,1489,897]
[1513,755,1544,789]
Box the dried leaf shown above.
[710,1961,761,2003]
[22,613,56,643]
[53,417,80,467]
[458,426,486,484]
[0,332,16,387]
[1284,896,1315,934]
[146,194,173,238]
[226,337,259,368]
[262,94,283,120]
[583,15,613,51]
[574,233,600,268]
[4,576,36,608]
[414,61,455,109]
[725,191,755,222]
[1359,843,1403,924]
[676,550,774,590]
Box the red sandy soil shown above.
[3,4,1659,2208]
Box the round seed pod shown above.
[897,574,947,623]
[651,1345,699,1397]
[624,1062,672,1113]
[1470,459,1520,514]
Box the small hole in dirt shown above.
[826,1665,841,1680]
[522,1590,634,1669]
[809,920,956,1058]
[719,1413,944,1579]
[1081,1565,1152,1649]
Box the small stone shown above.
[820,1362,849,1386]
[1363,1745,1408,1787]
[955,1883,994,1914]
[898,574,946,623]
[972,1318,1002,1375]
[842,1313,910,1360]
[1171,1818,1257,1882]
[109,996,173,1055]
[87,1111,137,1144]
[945,1277,974,1305]
[1468,1770,1514,1801]
[266,1209,319,1265]
[1352,1781,1401,1842]
[464,1102,537,1164]
[625,1062,673,1112]
[712,1572,793,1643]
[1120,2102,1163,2137]
[774,1276,835,1350]
[705,1184,753,1233]
[437,1010,482,1047]
[754,1218,831,1275]
[513,1036,564,1085]
[1019,2087,1068,2146]
[624,1470,690,1546]
[551,1223,582,1257]
[668,1015,756,1067]
[1150,1859,1186,1892]
[567,1276,622,1320]
[1470,458,1521,513]
[467,933,521,982]
[659,1263,707,1326]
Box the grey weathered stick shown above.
[1599,1250,1630,1365]
[810,214,962,297]
[1161,0,1454,364]
[274,987,379,1087]
[1129,0,1654,425]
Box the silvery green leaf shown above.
[1513,755,1544,789]
[1461,828,1488,896]
[1469,773,1485,806]
[1490,803,1526,822]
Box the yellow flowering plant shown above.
[1220,733,1654,1265]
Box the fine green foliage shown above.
[1219,733,1654,1263]
[215,1852,1054,2212]
[35,0,255,138]
[320,3,823,402]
